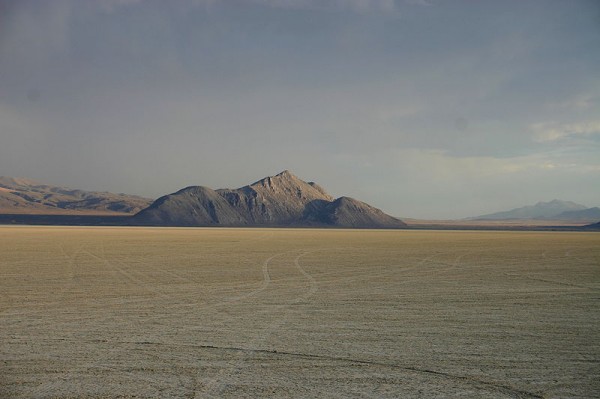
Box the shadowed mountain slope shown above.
[133,170,406,228]
[133,186,245,226]
[0,176,152,214]
[317,196,406,228]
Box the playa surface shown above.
[1,227,598,398]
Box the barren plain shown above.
[1,227,599,398]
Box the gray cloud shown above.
[238,0,398,13]
[1,0,599,218]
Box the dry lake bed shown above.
[1,226,599,398]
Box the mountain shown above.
[470,200,588,220]
[133,170,406,228]
[0,176,153,215]
[554,207,600,221]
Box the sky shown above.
[0,0,599,219]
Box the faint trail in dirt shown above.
[30,336,543,399]
[249,230,275,242]
[292,251,318,302]
[302,253,433,285]
[0,244,87,317]
[101,241,205,286]
[133,259,199,284]
[201,249,321,398]
[193,343,545,399]
[503,247,599,291]
[198,251,279,307]
[58,243,84,286]
[316,252,468,289]
[563,247,596,264]
[520,275,597,291]
[139,251,290,329]
[198,249,478,398]
[84,250,171,299]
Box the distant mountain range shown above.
[132,170,407,228]
[0,176,152,214]
[469,200,600,222]
[1,174,598,228]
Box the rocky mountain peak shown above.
[276,169,294,178]
[246,170,334,202]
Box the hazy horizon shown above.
[1,0,599,219]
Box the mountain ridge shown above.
[0,176,152,215]
[469,199,591,221]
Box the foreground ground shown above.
[1,227,598,398]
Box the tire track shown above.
[200,249,320,397]
[35,250,290,334]
[24,336,543,398]
[312,252,468,288]
[114,251,291,329]
[84,250,171,300]
[0,245,87,318]
[292,251,318,302]
[192,343,545,399]
[503,246,599,291]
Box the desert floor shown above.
[1,227,598,398]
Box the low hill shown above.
[470,200,588,220]
[0,176,152,215]
[133,170,406,228]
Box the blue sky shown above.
[1,0,599,218]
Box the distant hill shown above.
[133,170,406,228]
[0,176,152,215]
[554,207,600,221]
[470,200,589,220]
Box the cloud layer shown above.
[1,0,599,218]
